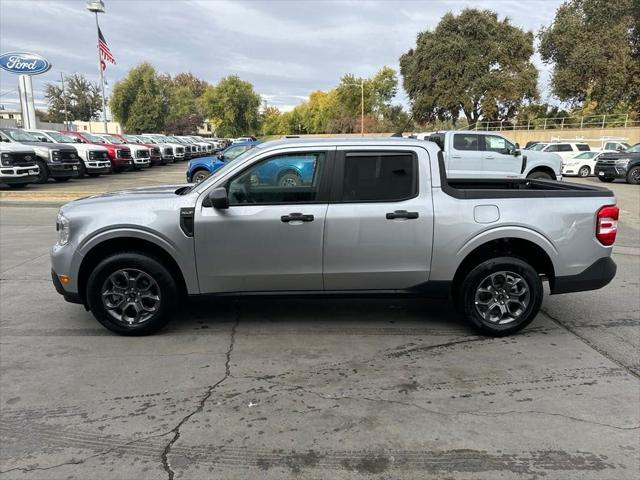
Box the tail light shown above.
[596,205,619,246]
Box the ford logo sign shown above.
[0,52,52,75]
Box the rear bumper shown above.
[551,256,617,294]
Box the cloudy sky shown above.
[0,0,563,114]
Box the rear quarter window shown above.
[576,144,590,151]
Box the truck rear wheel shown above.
[458,256,543,336]
[86,252,177,336]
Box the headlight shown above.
[50,150,60,161]
[56,212,70,246]
[615,159,630,168]
[1,152,10,166]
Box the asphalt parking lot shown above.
[0,169,638,479]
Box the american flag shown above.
[98,27,116,67]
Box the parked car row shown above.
[0,128,229,188]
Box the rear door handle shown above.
[386,210,419,220]
[281,212,314,223]
[485,155,495,159]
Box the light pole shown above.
[344,80,365,136]
[57,72,69,130]
[86,0,108,133]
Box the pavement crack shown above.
[160,313,240,480]
[541,308,640,379]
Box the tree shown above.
[110,63,168,133]
[539,0,639,112]
[44,74,102,122]
[202,75,262,137]
[261,105,285,135]
[400,9,539,125]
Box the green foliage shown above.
[400,8,538,125]
[161,73,208,134]
[539,0,639,112]
[44,74,102,122]
[110,63,168,133]
[202,75,262,137]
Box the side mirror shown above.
[217,154,225,160]
[512,143,521,156]
[616,145,624,151]
[207,187,229,209]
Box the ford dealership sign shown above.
[0,52,51,75]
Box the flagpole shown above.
[95,12,108,133]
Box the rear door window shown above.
[556,144,573,152]
[338,152,417,202]
[576,144,590,151]
[453,134,480,151]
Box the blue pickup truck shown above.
[186,141,317,187]
[186,141,259,183]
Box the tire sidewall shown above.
[460,256,543,336]
[626,166,640,185]
[578,166,590,177]
[527,171,552,180]
[278,172,302,187]
[86,253,177,335]
[35,159,48,183]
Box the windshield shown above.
[45,131,77,143]
[574,152,597,159]
[627,143,640,153]
[223,144,254,159]
[123,135,142,143]
[81,132,107,143]
[528,143,548,151]
[1,129,39,142]
[101,134,125,144]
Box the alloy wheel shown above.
[474,271,530,325]
[101,269,161,326]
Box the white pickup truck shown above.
[0,142,39,188]
[429,131,562,180]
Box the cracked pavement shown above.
[0,177,638,479]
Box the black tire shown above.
[526,171,553,180]
[192,169,210,184]
[578,166,590,177]
[78,162,87,178]
[35,159,49,184]
[626,166,640,185]
[278,171,302,187]
[86,252,177,336]
[458,256,543,336]
[598,177,615,183]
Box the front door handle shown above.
[281,212,314,223]
[485,155,495,159]
[386,210,419,220]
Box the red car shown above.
[62,131,133,173]
[114,133,164,166]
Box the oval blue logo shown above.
[0,52,51,75]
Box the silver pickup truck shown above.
[51,138,618,336]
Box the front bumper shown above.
[51,269,83,305]
[132,158,151,168]
[86,161,111,174]
[49,162,80,178]
[551,256,617,294]
[595,165,626,179]
[0,165,39,184]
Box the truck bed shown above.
[437,154,614,199]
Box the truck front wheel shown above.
[459,256,543,336]
[626,166,640,185]
[35,160,49,184]
[86,252,177,335]
[527,171,553,180]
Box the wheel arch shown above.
[526,165,557,180]
[77,235,188,306]
[452,236,557,298]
